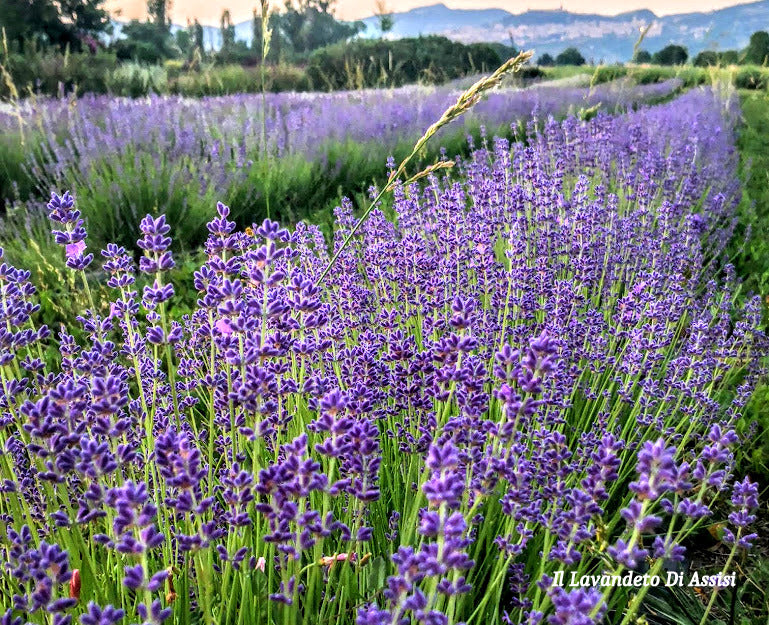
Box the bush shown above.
[167,64,312,96]
[675,66,708,87]
[305,36,503,90]
[0,49,118,97]
[106,62,168,97]
[735,66,769,90]
[590,65,628,84]
[627,66,674,84]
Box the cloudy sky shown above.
[105,0,759,25]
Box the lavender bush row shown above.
[0,88,762,625]
[6,79,682,198]
[0,79,684,269]
[5,79,681,157]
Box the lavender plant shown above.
[0,86,763,625]
[0,78,683,253]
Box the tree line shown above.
[535,31,769,67]
[0,0,374,65]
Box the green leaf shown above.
[367,556,387,591]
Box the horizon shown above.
[104,0,764,26]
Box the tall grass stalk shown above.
[317,50,534,284]
[260,0,273,219]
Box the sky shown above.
[105,0,761,25]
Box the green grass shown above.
[733,91,769,297]
[724,89,769,625]
[540,65,594,80]
[731,90,769,480]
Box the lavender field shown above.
[0,78,682,255]
[0,77,766,625]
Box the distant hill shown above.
[111,1,769,63]
[359,1,769,62]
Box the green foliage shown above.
[192,20,205,56]
[0,0,110,53]
[274,0,363,58]
[0,131,38,206]
[374,0,395,37]
[305,36,504,90]
[147,0,170,28]
[113,20,176,64]
[732,93,769,294]
[174,29,193,60]
[0,204,107,331]
[730,93,769,497]
[589,65,628,84]
[106,62,168,97]
[0,49,119,97]
[694,50,720,67]
[652,44,689,66]
[629,66,678,84]
[694,49,744,67]
[735,66,769,90]
[555,47,586,66]
[720,49,741,65]
[220,9,236,56]
[168,63,310,95]
[537,53,555,67]
[743,31,769,66]
[633,49,652,63]
[675,66,710,87]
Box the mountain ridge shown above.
[112,1,769,63]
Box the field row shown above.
[0,85,764,624]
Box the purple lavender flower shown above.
[547,587,606,625]
[79,603,125,625]
[724,477,760,549]
[47,191,93,270]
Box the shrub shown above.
[305,36,504,90]
[168,64,312,96]
[0,50,118,97]
[735,66,769,90]
[590,65,628,84]
[107,62,168,97]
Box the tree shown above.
[652,44,688,65]
[113,20,176,62]
[374,0,394,38]
[279,0,363,55]
[0,0,110,52]
[537,53,555,66]
[633,49,651,63]
[147,0,171,28]
[175,25,193,59]
[744,31,769,65]
[720,50,740,65]
[193,19,205,55]
[220,9,235,55]
[693,50,719,67]
[555,47,585,66]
